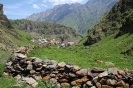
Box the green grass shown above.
[28,33,133,70]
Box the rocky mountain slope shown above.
[84,0,133,55]
[11,19,82,42]
[0,4,34,51]
[26,0,119,34]
[0,4,19,50]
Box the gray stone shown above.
[14,53,27,58]
[86,81,93,87]
[6,61,12,66]
[76,69,88,76]
[91,67,104,73]
[50,78,57,84]
[96,82,101,88]
[98,71,108,77]
[14,75,21,81]
[27,65,33,70]
[108,68,118,75]
[102,85,113,88]
[58,62,66,67]
[73,65,81,71]
[32,57,42,63]
[107,79,116,85]
[22,77,37,85]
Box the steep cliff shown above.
[0,4,33,51]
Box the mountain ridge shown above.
[26,0,119,34]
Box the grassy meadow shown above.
[28,33,133,70]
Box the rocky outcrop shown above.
[0,4,3,14]
[0,4,13,28]
[4,46,133,88]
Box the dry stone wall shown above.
[3,46,133,88]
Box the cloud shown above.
[40,4,48,8]
[33,4,40,9]
[45,0,84,5]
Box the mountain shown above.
[26,0,119,34]
[84,0,133,55]
[11,19,82,42]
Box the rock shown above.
[49,78,57,84]
[102,85,113,88]
[52,71,59,74]
[27,64,33,70]
[61,83,70,87]
[50,74,56,78]
[90,86,96,88]
[46,64,57,69]
[91,67,104,73]
[59,78,68,82]
[118,70,125,76]
[58,62,66,67]
[107,79,116,85]
[36,67,42,70]
[115,80,125,87]
[86,81,93,87]
[76,69,88,76]
[33,75,42,81]
[92,76,98,84]
[96,82,101,88]
[105,62,114,67]
[99,78,106,84]
[98,71,108,77]
[73,65,81,71]
[3,72,9,76]
[71,81,77,86]
[43,75,50,81]
[6,62,12,66]
[81,76,89,82]
[14,75,21,81]
[14,53,27,58]
[43,59,50,63]
[32,57,42,63]
[75,79,83,85]
[108,68,118,75]
[16,64,24,71]
[0,4,3,14]
[69,73,77,77]
[32,82,38,87]
[22,77,37,85]
[30,70,36,75]
[66,65,73,68]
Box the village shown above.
[31,36,76,48]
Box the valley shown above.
[0,0,133,88]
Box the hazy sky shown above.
[1,0,88,19]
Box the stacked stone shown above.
[3,48,133,88]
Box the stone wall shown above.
[4,46,133,88]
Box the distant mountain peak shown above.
[26,0,119,34]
